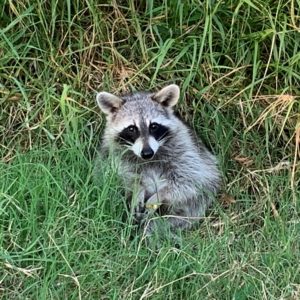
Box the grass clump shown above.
[0,1,299,299]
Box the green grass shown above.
[1,0,300,299]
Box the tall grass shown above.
[0,1,299,299]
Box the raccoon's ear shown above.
[152,84,180,108]
[96,92,124,114]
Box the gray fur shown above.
[96,84,220,234]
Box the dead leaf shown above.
[270,202,280,218]
[220,193,236,206]
[234,155,253,167]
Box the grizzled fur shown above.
[96,84,220,234]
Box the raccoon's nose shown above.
[141,147,154,160]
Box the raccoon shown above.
[96,84,220,234]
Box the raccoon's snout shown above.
[141,146,154,160]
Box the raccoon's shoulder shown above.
[172,112,215,156]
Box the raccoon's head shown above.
[96,84,180,160]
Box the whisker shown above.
[158,131,170,142]
[118,137,133,146]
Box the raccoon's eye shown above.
[149,123,159,131]
[118,125,139,145]
[127,125,137,133]
[149,122,169,141]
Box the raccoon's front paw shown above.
[133,203,149,225]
